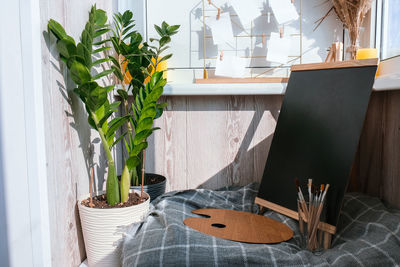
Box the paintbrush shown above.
[309,184,330,248]
[295,178,308,218]
[306,179,313,246]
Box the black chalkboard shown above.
[257,61,378,226]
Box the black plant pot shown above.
[131,173,166,202]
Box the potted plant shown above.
[108,11,179,201]
[47,5,178,267]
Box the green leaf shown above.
[106,116,130,139]
[167,25,180,35]
[158,46,170,54]
[111,132,127,148]
[139,87,146,103]
[109,56,120,68]
[94,28,110,38]
[136,117,153,134]
[95,104,106,123]
[98,110,114,127]
[110,37,120,54]
[93,46,111,54]
[153,78,167,90]
[88,115,97,130]
[157,102,168,109]
[155,107,164,119]
[112,66,124,81]
[159,54,172,63]
[133,129,152,145]
[48,19,72,42]
[161,21,169,31]
[94,9,107,25]
[66,55,86,69]
[88,86,108,111]
[92,69,114,80]
[154,25,164,36]
[117,89,128,100]
[109,101,120,111]
[140,105,157,119]
[150,72,163,87]
[92,58,111,66]
[77,43,91,68]
[135,94,143,112]
[121,10,133,25]
[81,29,92,52]
[131,142,148,156]
[106,132,116,148]
[122,24,135,36]
[56,39,77,59]
[104,85,115,92]
[126,155,140,170]
[144,87,163,104]
[93,39,109,46]
[70,61,91,85]
[159,36,171,47]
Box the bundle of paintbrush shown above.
[295,178,330,251]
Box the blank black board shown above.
[257,60,378,226]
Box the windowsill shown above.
[162,82,287,95]
[373,73,400,91]
[161,75,400,95]
[373,56,400,91]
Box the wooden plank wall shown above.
[40,1,117,266]
[350,91,400,209]
[146,95,283,191]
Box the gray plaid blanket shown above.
[122,183,400,266]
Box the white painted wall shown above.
[0,0,51,266]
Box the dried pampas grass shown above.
[315,0,373,59]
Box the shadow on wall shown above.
[42,30,111,193]
[197,98,280,189]
[145,95,283,190]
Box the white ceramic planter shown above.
[78,190,150,267]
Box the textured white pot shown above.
[78,190,150,267]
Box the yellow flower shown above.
[122,57,167,85]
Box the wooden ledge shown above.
[195,77,289,84]
[255,197,337,235]
[291,58,379,72]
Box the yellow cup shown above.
[356,48,377,59]
[356,48,380,76]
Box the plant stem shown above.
[120,164,131,203]
[91,112,120,205]
[141,149,146,200]
[89,167,94,208]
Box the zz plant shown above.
[47,5,179,206]
[109,11,179,188]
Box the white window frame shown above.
[371,0,400,91]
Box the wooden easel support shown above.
[325,42,343,63]
[255,197,336,249]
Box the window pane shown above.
[381,0,400,59]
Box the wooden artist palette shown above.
[184,209,293,243]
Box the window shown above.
[380,0,400,59]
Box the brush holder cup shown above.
[297,200,326,253]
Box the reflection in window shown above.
[381,0,400,59]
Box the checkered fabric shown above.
[121,183,400,267]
